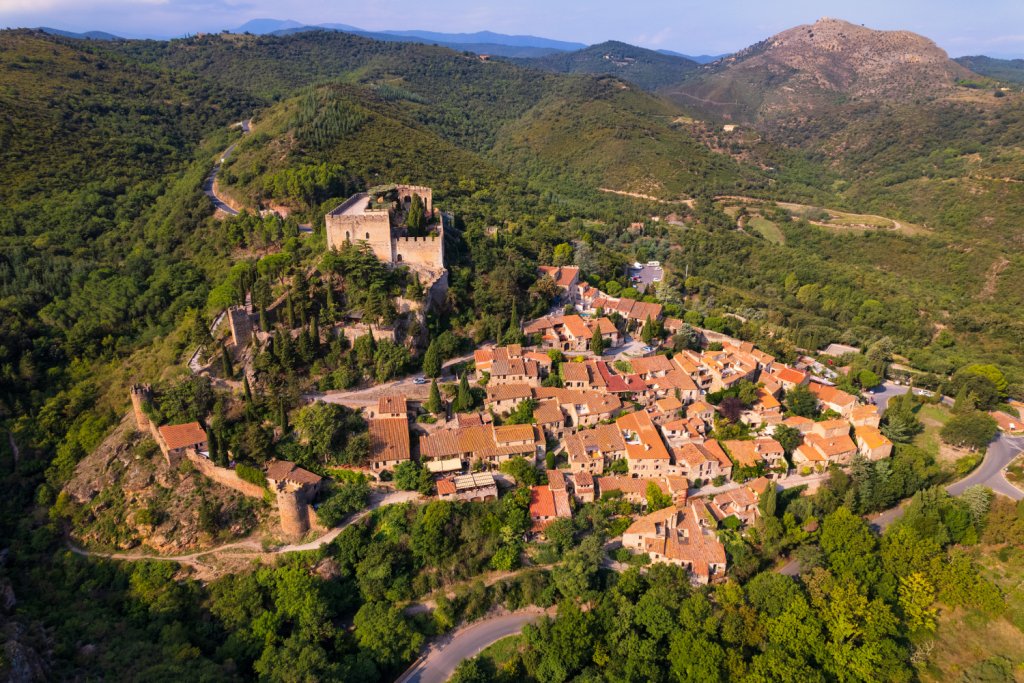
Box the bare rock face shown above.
[313,558,341,581]
[670,17,977,122]
[3,640,47,683]
[0,579,16,613]
[122,464,154,493]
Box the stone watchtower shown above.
[129,383,153,431]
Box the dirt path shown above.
[67,490,418,570]
[597,188,689,203]
[977,257,1010,299]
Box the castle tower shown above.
[129,384,153,431]
[276,489,310,537]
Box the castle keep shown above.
[324,185,444,270]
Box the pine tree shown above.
[221,341,234,378]
[457,372,472,413]
[278,397,288,434]
[259,305,269,333]
[427,378,444,414]
[310,316,320,356]
[423,340,442,378]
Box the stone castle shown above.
[325,185,444,270]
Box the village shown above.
[124,184,897,586]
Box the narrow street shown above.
[202,120,251,216]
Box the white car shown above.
[633,262,644,269]
[413,378,428,385]
[653,278,661,282]
[647,261,660,267]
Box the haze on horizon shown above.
[4,0,1024,58]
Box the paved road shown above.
[868,381,953,410]
[403,613,547,683]
[203,120,251,216]
[306,351,477,406]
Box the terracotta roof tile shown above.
[265,461,322,486]
[378,394,407,415]
[158,422,207,451]
[368,418,411,463]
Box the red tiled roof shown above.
[617,410,671,461]
[529,485,556,517]
[265,461,322,486]
[378,394,407,415]
[368,418,411,463]
[437,478,457,496]
[574,471,594,487]
[158,422,207,450]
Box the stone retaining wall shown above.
[184,449,266,499]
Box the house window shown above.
[366,232,370,239]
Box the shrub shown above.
[235,465,267,488]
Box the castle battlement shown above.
[325,185,443,271]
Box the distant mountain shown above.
[954,55,1024,86]
[34,26,123,40]
[666,17,976,122]
[374,30,584,51]
[231,19,306,34]
[267,27,565,57]
[656,49,728,63]
[512,40,700,92]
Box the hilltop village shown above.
[108,185,909,586]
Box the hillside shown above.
[94,31,763,200]
[269,27,568,58]
[955,55,1024,86]
[666,17,977,122]
[512,40,701,91]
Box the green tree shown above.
[646,481,672,512]
[858,370,880,389]
[546,517,576,552]
[545,451,556,470]
[427,378,444,414]
[953,384,973,414]
[758,482,777,518]
[316,480,370,526]
[278,397,288,434]
[423,340,442,379]
[353,602,425,670]
[243,375,253,404]
[413,500,457,564]
[505,398,537,425]
[941,413,998,450]
[967,364,1008,398]
[221,341,233,378]
[590,329,606,356]
[294,402,345,463]
[456,372,473,413]
[553,242,574,266]
[343,432,371,466]
[785,384,818,418]
[406,192,426,236]
[641,315,653,345]
[773,424,803,454]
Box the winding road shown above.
[203,120,250,216]
[401,612,550,683]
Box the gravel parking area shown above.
[629,264,664,289]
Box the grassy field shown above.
[748,216,785,244]
[478,634,526,669]
[911,404,952,460]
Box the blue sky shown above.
[5,0,1024,57]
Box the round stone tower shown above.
[129,383,153,432]
[276,489,310,537]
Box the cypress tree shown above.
[208,431,218,463]
[509,300,519,335]
[423,340,442,378]
[953,384,969,415]
[642,315,653,345]
[758,482,778,517]
[243,376,253,403]
[310,317,320,356]
[221,341,234,378]
[278,397,288,434]
[286,294,295,329]
[326,280,335,309]
[457,372,472,413]
[259,305,269,332]
[428,378,444,414]
[496,317,503,346]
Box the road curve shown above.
[203,120,251,216]
[402,613,547,683]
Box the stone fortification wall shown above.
[306,505,328,532]
[228,306,257,346]
[130,384,153,432]
[393,234,443,269]
[326,210,391,255]
[277,489,311,536]
[185,450,266,499]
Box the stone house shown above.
[158,422,208,459]
[367,418,411,472]
[812,419,851,439]
[621,501,727,585]
[488,358,542,388]
[850,404,881,428]
[536,265,580,305]
[565,424,627,474]
[437,472,498,503]
[855,425,894,460]
[808,383,859,418]
[617,410,673,478]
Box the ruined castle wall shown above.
[397,185,432,214]
[129,384,152,433]
[393,234,443,269]
[185,450,266,499]
[426,269,449,309]
[228,306,256,346]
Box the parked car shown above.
[633,262,644,269]
[652,278,661,282]
[413,378,428,384]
